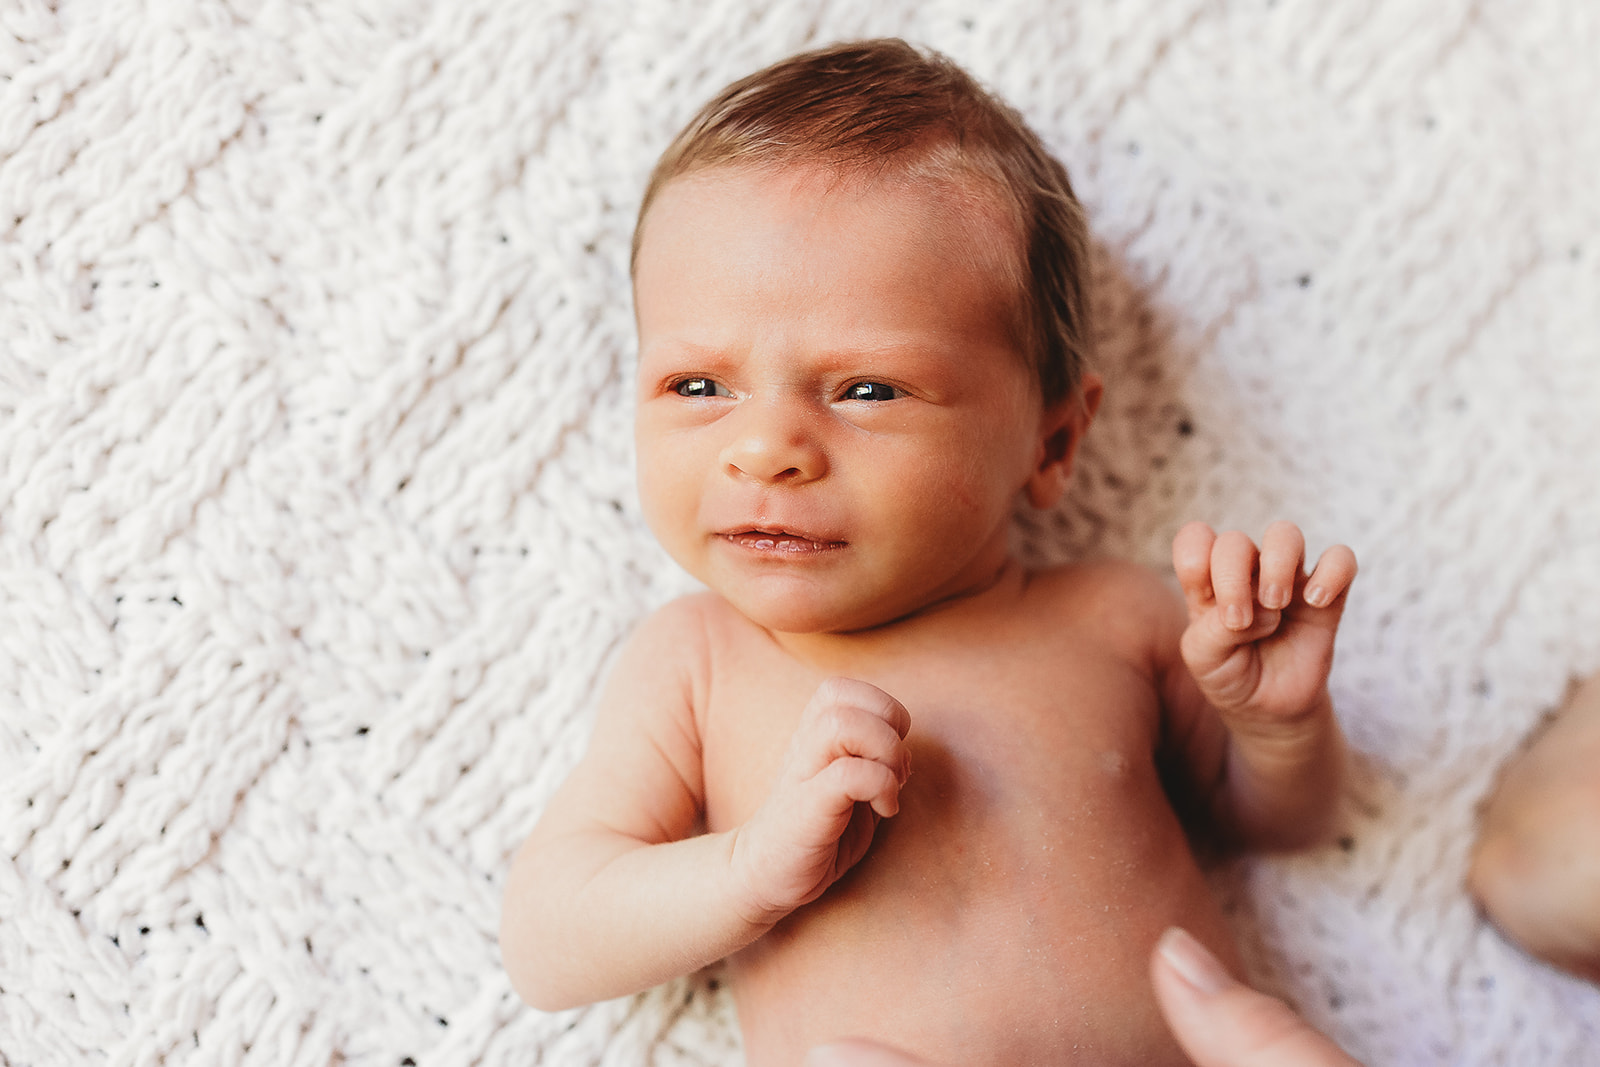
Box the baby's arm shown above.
[1158,521,1358,850]
[500,599,910,1011]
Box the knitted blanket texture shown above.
[3,1,1599,1063]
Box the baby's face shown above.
[633,165,1049,633]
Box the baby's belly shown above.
[725,744,1236,1066]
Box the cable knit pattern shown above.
[3,2,1598,1063]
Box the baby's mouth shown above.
[720,528,846,554]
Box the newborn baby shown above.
[501,38,1358,1066]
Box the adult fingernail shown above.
[1306,585,1329,607]
[1157,927,1235,996]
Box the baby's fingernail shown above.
[1261,585,1285,610]
[1306,586,1329,607]
[1224,605,1247,630]
[1157,927,1234,996]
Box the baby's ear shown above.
[1024,374,1102,509]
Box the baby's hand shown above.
[1173,521,1357,722]
[729,677,911,927]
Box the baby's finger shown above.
[817,709,909,786]
[816,677,912,739]
[1173,521,1219,616]
[816,757,903,819]
[1209,530,1260,632]
[1257,522,1305,611]
[1180,604,1283,684]
[1303,545,1358,610]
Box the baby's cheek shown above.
[636,466,695,555]
[932,463,1017,533]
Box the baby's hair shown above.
[632,37,1094,407]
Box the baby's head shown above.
[633,37,1094,410]
[631,40,1102,633]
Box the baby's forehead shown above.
[679,155,1019,232]
[646,160,1027,303]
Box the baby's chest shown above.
[697,647,1167,845]
[713,652,1212,1066]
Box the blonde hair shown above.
[632,38,1094,407]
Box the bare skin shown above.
[1470,672,1600,983]
[500,165,1359,1065]
[807,926,1365,1067]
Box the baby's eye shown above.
[674,377,730,399]
[842,381,901,402]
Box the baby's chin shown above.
[694,575,902,633]
[712,583,916,636]
[691,554,1015,636]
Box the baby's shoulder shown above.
[1028,556,1179,608]
[607,593,713,682]
[622,591,762,672]
[599,594,730,728]
[1024,557,1186,651]
[616,593,783,730]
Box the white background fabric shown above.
[3,1,1598,1063]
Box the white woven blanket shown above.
[4,2,1598,1063]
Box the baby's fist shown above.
[730,678,912,927]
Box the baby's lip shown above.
[717,526,847,552]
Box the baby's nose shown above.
[720,400,827,485]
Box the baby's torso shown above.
[691,565,1235,1066]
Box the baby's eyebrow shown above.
[817,338,966,372]
[637,337,738,366]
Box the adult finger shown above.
[1151,928,1363,1067]
[806,1038,937,1066]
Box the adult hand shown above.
[1150,927,1363,1067]
[805,927,1363,1067]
